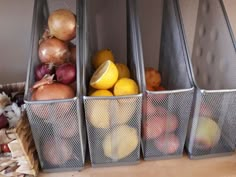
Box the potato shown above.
[154,133,180,154]
[103,125,138,160]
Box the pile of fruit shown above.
[88,49,139,97]
[86,49,140,160]
[142,74,221,155]
[32,9,77,102]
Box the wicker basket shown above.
[0,82,38,176]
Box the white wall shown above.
[0,0,235,84]
[0,0,34,84]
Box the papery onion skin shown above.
[35,63,54,81]
[48,9,76,41]
[31,83,75,101]
[38,38,69,65]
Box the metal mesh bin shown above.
[185,0,236,159]
[135,0,194,160]
[82,0,143,167]
[24,0,86,172]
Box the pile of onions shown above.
[48,9,76,41]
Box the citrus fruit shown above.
[90,90,113,96]
[103,125,138,160]
[92,49,115,69]
[116,63,131,79]
[90,60,119,90]
[114,78,139,96]
[145,67,161,88]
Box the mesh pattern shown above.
[142,91,193,159]
[187,92,236,158]
[25,99,85,170]
[84,96,142,166]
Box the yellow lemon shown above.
[116,63,131,79]
[103,125,138,160]
[90,90,113,96]
[114,78,139,96]
[92,49,115,69]
[90,60,119,90]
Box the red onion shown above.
[35,63,54,81]
[48,9,76,41]
[56,63,76,84]
[38,38,69,65]
[0,114,8,129]
[42,137,73,165]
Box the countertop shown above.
[39,153,236,177]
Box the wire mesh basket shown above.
[185,0,236,159]
[82,0,143,167]
[135,0,194,160]
[24,0,86,172]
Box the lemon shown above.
[116,63,131,79]
[103,125,138,160]
[90,90,113,96]
[114,78,139,96]
[90,60,119,90]
[92,49,115,69]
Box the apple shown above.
[143,99,156,117]
[142,116,166,139]
[199,103,213,117]
[194,117,221,150]
[150,87,167,103]
[143,110,178,140]
[145,67,161,88]
[154,133,180,154]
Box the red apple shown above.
[0,114,9,129]
[143,99,156,117]
[154,133,180,154]
[199,104,213,117]
[142,116,166,139]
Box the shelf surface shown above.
[39,153,236,177]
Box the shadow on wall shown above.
[0,0,34,84]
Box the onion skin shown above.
[31,83,75,119]
[35,64,54,81]
[48,9,76,41]
[56,63,76,85]
[38,38,69,65]
[32,83,75,101]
